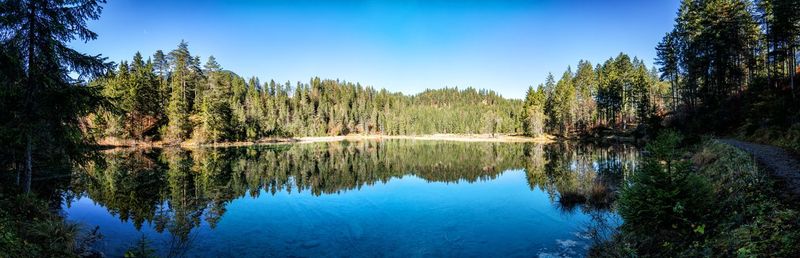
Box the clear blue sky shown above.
[71,0,680,99]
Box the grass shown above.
[740,123,800,154]
[688,140,800,256]
[0,192,101,258]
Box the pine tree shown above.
[522,85,547,136]
[229,75,248,140]
[573,60,597,131]
[152,50,170,110]
[656,31,680,110]
[543,73,557,132]
[128,52,161,140]
[166,41,195,141]
[552,68,576,135]
[632,63,653,123]
[198,56,231,142]
[0,0,110,192]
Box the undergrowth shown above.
[592,134,800,257]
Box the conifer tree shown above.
[166,41,195,141]
[0,0,110,192]
[198,56,231,142]
[552,68,576,135]
[522,85,547,136]
[573,60,597,131]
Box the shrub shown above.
[600,137,800,257]
[616,130,713,255]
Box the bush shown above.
[600,136,800,257]
[616,130,714,255]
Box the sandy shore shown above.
[99,134,556,149]
[292,134,555,144]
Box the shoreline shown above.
[97,134,557,149]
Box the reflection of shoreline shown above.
[98,134,557,149]
[286,134,557,144]
[68,141,637,256]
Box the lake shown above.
[58,140,637,257]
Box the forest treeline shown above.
[91,42,669,144]
[90,43,523,143]
[521,56,669,137]
[67,0,800,145]
[522,0,800,142]
[654,0,799,137]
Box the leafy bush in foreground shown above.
[616,130,713,255]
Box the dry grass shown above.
[691,147,718,167]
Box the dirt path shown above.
[720,139,800,198]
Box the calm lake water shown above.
[58,140,637,257]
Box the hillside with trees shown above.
[90,42,671,145]
[89,43,524,144]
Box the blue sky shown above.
[71,0,680,99]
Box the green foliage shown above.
[93,52,162,140]
[650,9,800,256]
[0,0,111,192]
[92,49,526,143]
[743,124,800,153]
[165,41,200,142]
[656,0,800,134]
[596,54,667,131]
[608,137,800,257]
[644,129,682,162]
[89,41,670,143]
[617,130,713,255]
[0,193,100,258]
[539,54,667,137]
[522,86,547,136]
[549,68,576,135]
[687,141,800,256]
[573,60,598,131]
[195,56,232,143]
[0,44,25,174]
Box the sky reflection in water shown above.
[62,140,636,257]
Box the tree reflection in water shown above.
[65,140,637,254]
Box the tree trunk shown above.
[671,78,676,112]
[23,2,35,194]
[23,134,32,193]
[791,46,796,98]
[14,157,19,186]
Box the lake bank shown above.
[97,134,558,149]
[593,138,800,257]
